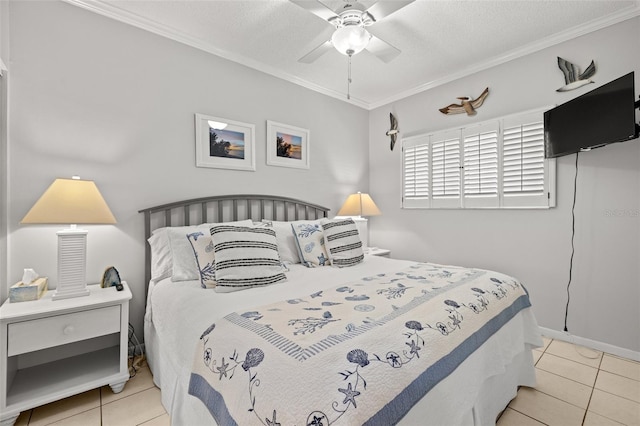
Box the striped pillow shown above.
[321,219,364,267]
[211,226,286,293]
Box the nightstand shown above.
[0,283,132,426]
[365,247,391,258]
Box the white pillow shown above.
[291,219,331,267]
[322,218,364,267]
[148,231,172,282]
[260,220,301,264]
[211,226,286,293]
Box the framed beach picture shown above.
[266,120,310,169]
[195,113,255,171]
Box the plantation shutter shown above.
[402,135,430,208]
[502,111,553,207]
[462,122,499,207]
[431,130,461,208]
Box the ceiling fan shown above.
[291,0,415,64]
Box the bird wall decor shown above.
[556,57,596,92]
[439,87,490,116]
[386,113,399,151]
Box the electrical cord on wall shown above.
[564,151,579,333]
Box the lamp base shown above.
[53,228,90,301]
[351,217,369,250]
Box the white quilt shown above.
[187,262,533,425]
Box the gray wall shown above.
[5,1,369,336]
[369,18,640,352]
[0,0,9,304]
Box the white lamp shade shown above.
[21,178,116,225]
[337,192,381,217]
[331,26,371,56]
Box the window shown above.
[402,108,556,209]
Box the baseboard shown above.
[539,327,640,362]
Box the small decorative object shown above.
[439,87,490,116]
[10,270,48,302]
[266,121,310,169]
[101,266,122,290]
[556,56,596,92]
[386,113,399,151]
[194,113,256,171]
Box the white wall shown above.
[0,0,9,304]
[5,1,369,336]
[369,18,640,352]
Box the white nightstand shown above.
[0,282,132,426]
[365,247,391,258]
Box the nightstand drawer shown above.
[7,305,121,356]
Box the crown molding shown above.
[62,0,370,109]
[368,3,640,110]
[64,0,639,111]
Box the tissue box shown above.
[9,277,48,302]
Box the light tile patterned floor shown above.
[499,337,640,426]
[12,338,640,425]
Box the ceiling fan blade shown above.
[298,40,333,63]
[290,0,339,22]
[365,0,415,22]
[365,35,401,63]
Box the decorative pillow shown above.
[169,219,253,282]
[211,226,286,293]
[321,218,364,267]
[260,220,301,264]
[291,219,331,267]
[187,231,217,289]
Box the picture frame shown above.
[195,113,256,171]
[266,120,310,169]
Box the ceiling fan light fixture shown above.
[331,26,371,56]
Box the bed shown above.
[140,195,542,426]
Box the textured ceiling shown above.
[68,0,640,109]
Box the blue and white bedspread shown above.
[188,263,533,426]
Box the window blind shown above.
[401,108,555,209]
[463,123,499,207]
[402,135,430,208]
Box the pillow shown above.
[148,231,172,282]
[211,226,286,293]
[187,231,217,288]
[322,218,364,267]
[291,219,331,267]
[260,220,301,264]
[169,219,253,282]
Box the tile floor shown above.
[12,338,640,425]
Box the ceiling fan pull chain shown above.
[347,50,353,100]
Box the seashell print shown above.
[336,286,353,293]
[405,320,423,331]
[444,300,460,308]
[345,294,369,301]
[354,304,374,312]
[471,287,485,294]
[242,348,265,371]
[321,301,341,306]
[347,349,370,367]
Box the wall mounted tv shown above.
[544,72,638,158]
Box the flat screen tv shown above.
[544,72,638,158]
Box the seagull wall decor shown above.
[386,113,399,151]
[439,87,490,116]
[556,57,596,92]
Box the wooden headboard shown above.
[138,194,330,288]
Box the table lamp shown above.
[337,192,381,249]
[20,177,116,300]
